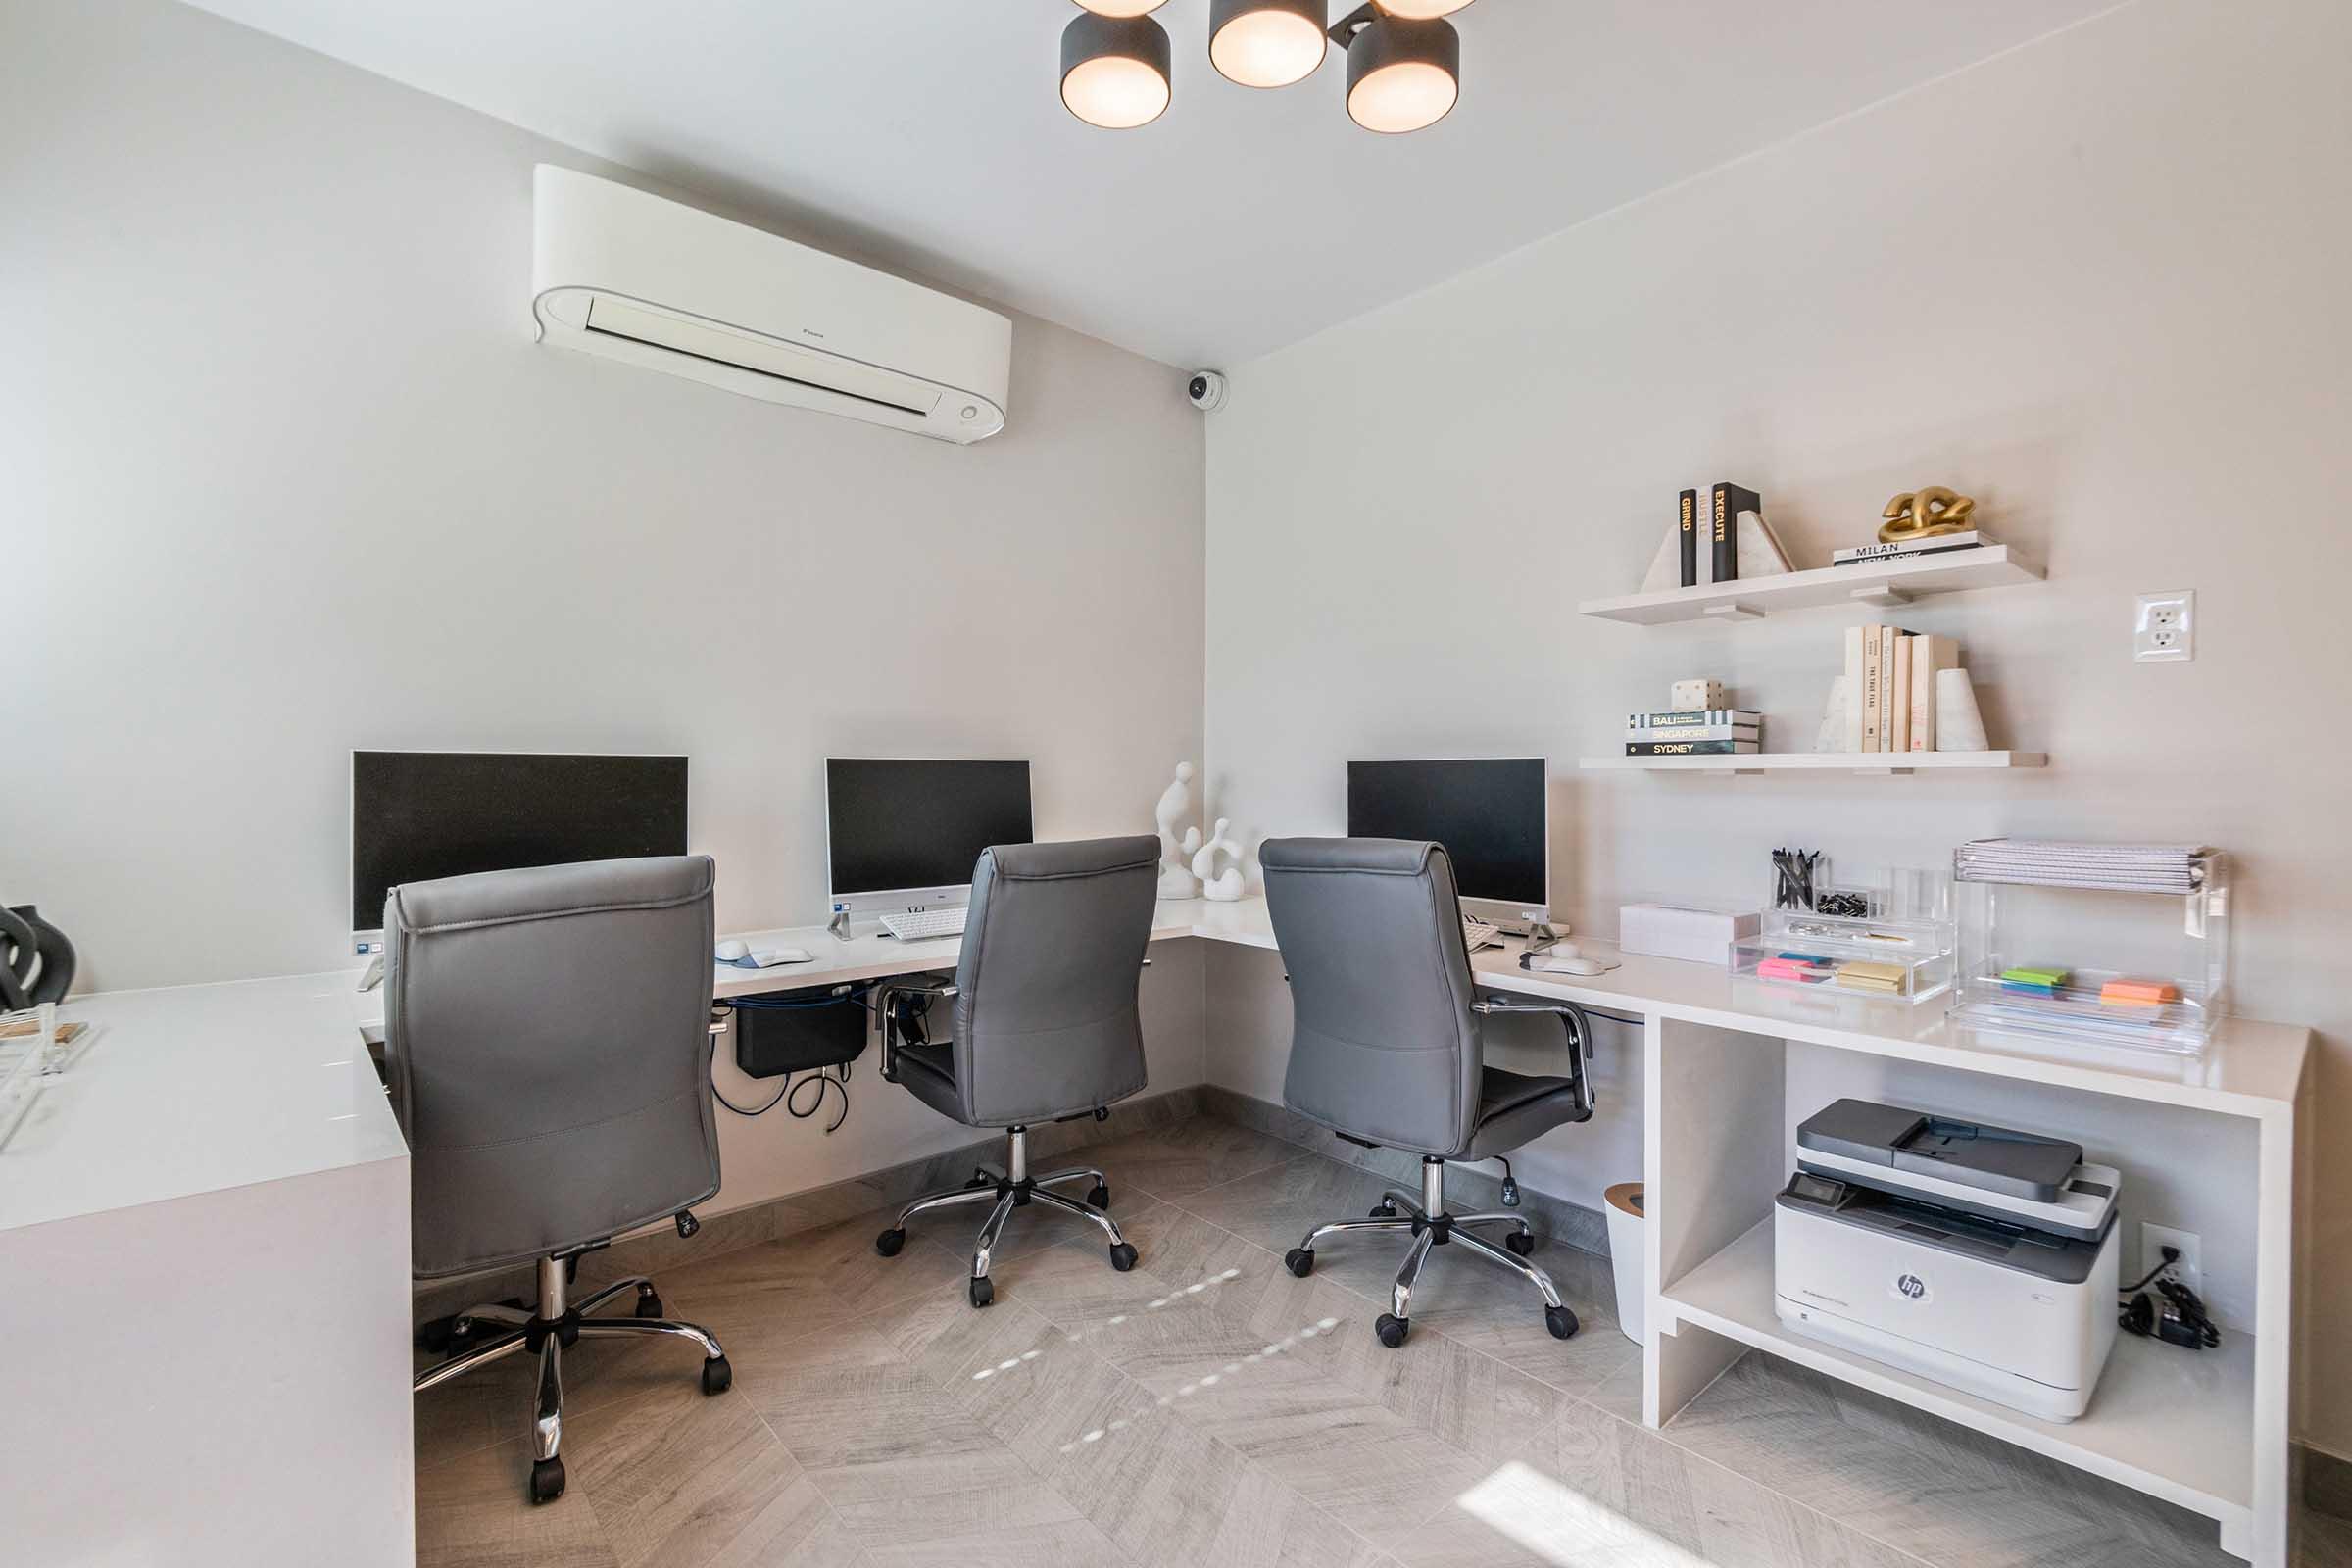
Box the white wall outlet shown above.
[2141,1222,2202,1298]
[2134,590,2195,662]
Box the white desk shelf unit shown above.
[1581,750,2046,776]
[1578,544,2042,625]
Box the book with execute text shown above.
[1709,482,1761,583]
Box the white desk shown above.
[13,897,2312,1567]
[0,975,414,1568]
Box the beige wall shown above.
[1,0,1208,1212]
[1202,0,2350,1453]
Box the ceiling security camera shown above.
[1187,370,1228,412]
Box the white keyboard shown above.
[880,906,968,942]
[1461,914,1502,953]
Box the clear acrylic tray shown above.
[1731,910,1957,1004]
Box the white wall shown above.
[1202,0,2352,1453]
[1,0,1208,1213]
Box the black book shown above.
[1678,489,1698,587]
[1710,481,1762,584]
[1626,740,1761,756]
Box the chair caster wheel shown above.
[1369,1202,1397,1219]
[701,1354,733,1395]
[1087,1184,1112,1209]
[1505,1230,1535,1256]
[1375,1313,1410,1349]
[1544,1304,1580,1341]
[969,1275,995,1308]
[529,1456,566,1503]
[1284,1248,1315,1278]
[635,1287,664,1317]
[875,1228,906,1257]
[1109,1241,1139,1271]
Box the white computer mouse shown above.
[1551,956,1610,976]
[714,939,750,962]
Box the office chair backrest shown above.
[385,856,719,1278]
[951,835,1160,1127]
[1259,837,1483,1156]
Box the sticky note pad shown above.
[2100,979,2180,1005]
[1835,960,1905,993]
[2002,981,2057,997]
[2001,966,2071,988]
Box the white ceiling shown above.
[184,0,2118,368]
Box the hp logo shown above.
[1894,1273,1928,1301]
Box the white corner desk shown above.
[5,898,2311,1567]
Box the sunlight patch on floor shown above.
[1457,1459,1709,1566]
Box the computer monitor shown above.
[350,751,689,952]
[1346,757,1549,924]
[825,758,1033,928]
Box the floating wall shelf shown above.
[1581,750,2045,777]
[1578,545,2042,626]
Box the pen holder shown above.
[1730,908,1957,1004]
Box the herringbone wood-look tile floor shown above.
[415,1115,2343,1568]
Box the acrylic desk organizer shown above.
[1949,850,2229,1055]
[1734,865,1957,1004]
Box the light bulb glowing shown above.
[1209,2,1328,90]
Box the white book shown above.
[1843,625,1867,752]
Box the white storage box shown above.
[1618,903,1761,965]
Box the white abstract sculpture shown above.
[1154,762,1202,898]
[1191,817,1247,903]
[1816,676,1851,753]
[1934,668,1990,752]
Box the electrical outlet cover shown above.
[2134,591,2195,662]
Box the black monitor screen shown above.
[1347,758,1547,906]
[351,752,688,928]
[826,759,1034,897]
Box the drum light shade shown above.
[1345,14,1458,133]
[1072,0,1169,14]
[1209,0,1328,90]
[1370,0,1473,16]
[1061,13,1173,129]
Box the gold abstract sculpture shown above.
[1879,486,1977,544]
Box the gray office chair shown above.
[1260,837,1596,1348]
[389,856,732,1505]
[870,835,1160,1307]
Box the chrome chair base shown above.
[1282,1155,1579,1348]
[875,1125,1137,1307]
[414,1255,730,1503]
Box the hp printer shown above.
[1775,1098,2121,1422]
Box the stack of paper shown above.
[1953,840,2211,894]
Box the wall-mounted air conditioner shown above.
[531,166,1010,444]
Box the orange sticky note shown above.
[2100,979,2180,1005]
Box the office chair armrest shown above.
[1473,997,1597,1121]
[876,974,956,1081]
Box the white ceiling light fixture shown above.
[1209,0,1329,90]
[1370,0,1475,17]
[1072,0,1170,14]
[1060,11,1173,129]
[1341,8,1460,134]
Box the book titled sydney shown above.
[1625,740,1761,756]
